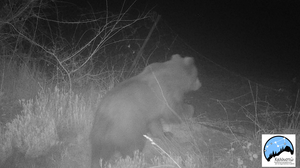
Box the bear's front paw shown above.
[163,131,174,139]
[183,104,194,118]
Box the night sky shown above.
[64,0,300,80]
[154,0,300,80]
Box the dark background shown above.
[63,0,300,81]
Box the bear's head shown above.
[140,54,200,122]
[167,54,201,91]
[146,54,201,94]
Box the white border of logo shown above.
[262,134,296,167]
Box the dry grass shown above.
[0,85,97,167]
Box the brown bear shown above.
[89,54,201,168]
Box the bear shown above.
[89,54,201,168]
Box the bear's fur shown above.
[90,54,201,168]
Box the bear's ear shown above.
[170,54,195,65]
[192,79,201,91]
[171,54,182,60]
[183,57,194,66]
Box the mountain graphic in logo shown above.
[263,136,294,161]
